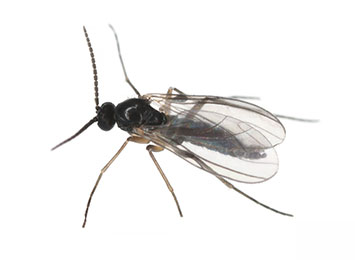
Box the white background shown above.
[1,0,354,259]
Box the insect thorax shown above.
[112,98,167,132]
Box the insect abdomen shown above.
[162,118,266,160]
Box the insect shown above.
[53,26,308,228]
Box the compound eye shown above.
[98,102,115,131]
[125,107,142,123]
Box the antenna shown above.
[83,26,100,112]
[51,27,100,151]
[51,117,98,151]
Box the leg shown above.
[167,88,209,119]
[163,87,209,120]
[82,135,150,228]
[146,144,183,217]
[228,95,260,100]
[169,87,260,100]
[167,87,187,96]
[273,114,319,123]
[108,24,141,97]
[163,87,206,119]
[216,176,293,217]
[168,87,260,101]
[186,152,293,217]
[161,87,188,115]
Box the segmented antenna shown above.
[51,116,98,151]
[83,26,100,112]
[51,27,100,151]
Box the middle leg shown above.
[146,144,183,217]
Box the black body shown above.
[97,98,167,133]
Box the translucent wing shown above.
[136,94,286,183]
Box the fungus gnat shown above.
[53,26,314,228]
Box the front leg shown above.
[82,135,150,228]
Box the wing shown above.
[136,94,286,183]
